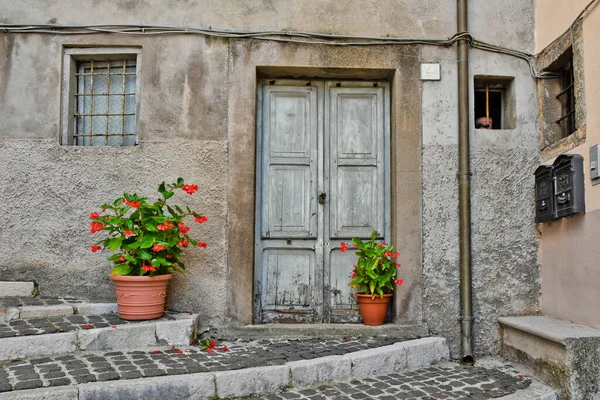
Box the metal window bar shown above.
[554,62,576,138]
[74,59,136,146]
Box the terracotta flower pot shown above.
[356,293,392,326]
[110,274,172,320]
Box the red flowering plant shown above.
[341,229,403,299]
[89,178,208,276]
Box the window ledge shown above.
[540,124,586,162]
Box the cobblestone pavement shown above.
[239,362,532,400]
[0,338,398,392]
[0,297,83,308]
[0,313,177,338]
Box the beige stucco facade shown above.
[536,1,600,329]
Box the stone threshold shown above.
[212,322,428,341]
[0,313,198,362]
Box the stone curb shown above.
[0,303,118,323]
[0,336,449,399]
[496,381,558,400]
[0,314,198,361]
[0,282,35,298]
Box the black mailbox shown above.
[534,165,555,223]
[553,154,585,218]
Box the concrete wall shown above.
[536,1,600,329]
[0,0,540,357]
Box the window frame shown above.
[60,47,142,146]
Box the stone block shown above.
[19,305,74,319]
[288,355,351,387]
[78,373,215,400]
[345,344,407,379]
[0,307,20,322]
[214,365,289,398]
[155,317,197,345]
[75,303,118,315]
[0,332,77,361]
[0,386,78,400]
[395,337,449,369]
[0,282,35,297]
[77,323,156,351]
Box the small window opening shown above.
[474,76,515,130]
[555,56,576,138]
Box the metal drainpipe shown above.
[457,0,474,364]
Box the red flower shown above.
[182,184,199,195]
[83,323,92,329]
[395,279,404,286]
[392,252,399,258]
[378,241,387,248]
[166,255,172,259]
[221,346,228,351]
[124,230,134,236]
[90,222,104,233]
[384,251,392,257]
[176,349,183,354]
[177,240,189,247]
[197,242,207,248]
[353,243,358,247]
[194,215,208,224]
[152,244,165,252]
[344,338,349,342]
[518,375,524,380]
[180,226,190,234]
[141,265,157,273]
[396,263,401,268]
[157,221,175,231]
[189,312,193,315]
[117,256,125,262]
[89,211,100,219]
[350,272,357,279]
[206,348,213,353]
[353,265,357,269]
[90,245,102,253]
[209,340,216,348]
[153,350,160,354]
[112,325,117,328]
[340,242,348,253]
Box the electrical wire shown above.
[0,5,595,81]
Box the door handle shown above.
[319,192,327,204]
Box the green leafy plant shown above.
[89,178,208,277]
[342,229,403,298]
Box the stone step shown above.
[0,297,118,322]
[0,337,451,399]
[499,315,600,400]
[0,312,198,362]
[0,282,35,298]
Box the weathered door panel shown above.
[255,80,389,324]
[324,83,389,323]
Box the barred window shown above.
[556,58,576,138]
[61,48,141,146]
[75,59,137,146]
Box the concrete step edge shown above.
[1,303,118,322]
[0,337,449,400]
[0,282,35,298]
[0,314,199,362]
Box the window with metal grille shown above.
[61,48,141,146]
[74,59,137,146]
[556,59,576,138]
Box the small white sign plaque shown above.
[421,63,441,80]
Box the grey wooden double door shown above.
[254,80,390,323]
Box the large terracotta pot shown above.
[110,274,172,320]
[356,293,392,326]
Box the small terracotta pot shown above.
[475,116,493,129]
[356,293,392,326]
[110,274,172,320]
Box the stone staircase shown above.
[0,281,557,399]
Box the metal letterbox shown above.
[534,165,554,223]
[553,154,585,218]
